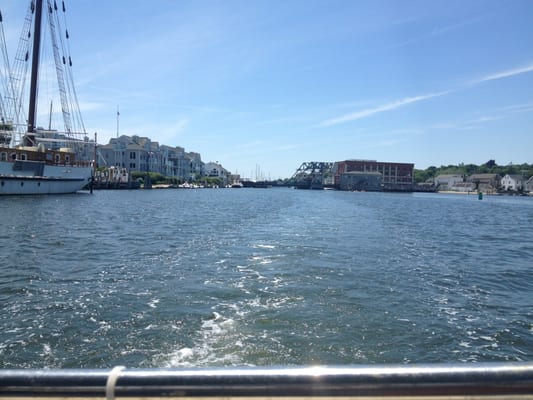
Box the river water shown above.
[1,189,532,368]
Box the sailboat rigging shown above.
[0,0,93,195]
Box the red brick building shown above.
[333,159,414,191]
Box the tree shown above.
[484,159,496,169]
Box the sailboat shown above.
[0,0,93,195]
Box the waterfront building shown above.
[434,174,464,190]
[98,135,203,181]
[500,174,525,191]
[468,173,500,192]
[204,161,231,186]
[450,182,476,192]
[339,171,382,191]
[526,176,533,193]
[333,159,414,191]
[187,152,204,181]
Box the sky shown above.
[2,0,533,179]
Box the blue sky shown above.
[3,0,533,179]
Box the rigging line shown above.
[0,11,17,123]
[6,2,35,142]
[0,20,8,119]
[59,0,86,135]
[51,0,85,135]
[45,0,74,135]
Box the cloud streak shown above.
[472,62,533,84]
[321,91,448,126]
[321,62,533,128]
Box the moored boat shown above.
[0,0,93,195]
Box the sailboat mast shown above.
[27,0,43,137]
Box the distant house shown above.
[204,161,231,186]
[501,174,525,191]
[434,174,463,190]
[468,173,500,192]
[525,176,533,193]
[451,182,476,192]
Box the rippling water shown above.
[1,189,532,368]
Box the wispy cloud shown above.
[390,16,485,49]
[173,118,190,132]
[321,91,448,126]
[321,61,533,128]
[471,62,533,84]
[501,102,533,114]
[468,115,505,124]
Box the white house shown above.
[434,174,463,189]
[500,174,525,191]
[204,161,231,186]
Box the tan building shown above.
[468,174,500,192]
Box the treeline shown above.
[414,160,533,183]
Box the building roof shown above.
[470,173,500,179]
[435,174,462,179]
[503,174,525,180]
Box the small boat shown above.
[0,0,93,195]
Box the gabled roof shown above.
[503,174,525,181]
[470,173,500,179]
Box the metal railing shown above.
[1,362,533,399]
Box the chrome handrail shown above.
[1,362,533,399]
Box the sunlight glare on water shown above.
[1,189,532,368]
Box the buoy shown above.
[478,191,483,200]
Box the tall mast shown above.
[27,0,43,137]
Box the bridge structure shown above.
[291,161,334,189]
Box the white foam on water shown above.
[164,312,243,367]
[41,343,52,356]
[148,298,160,308]
[254,244,275,249]
[251,256,273,265]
